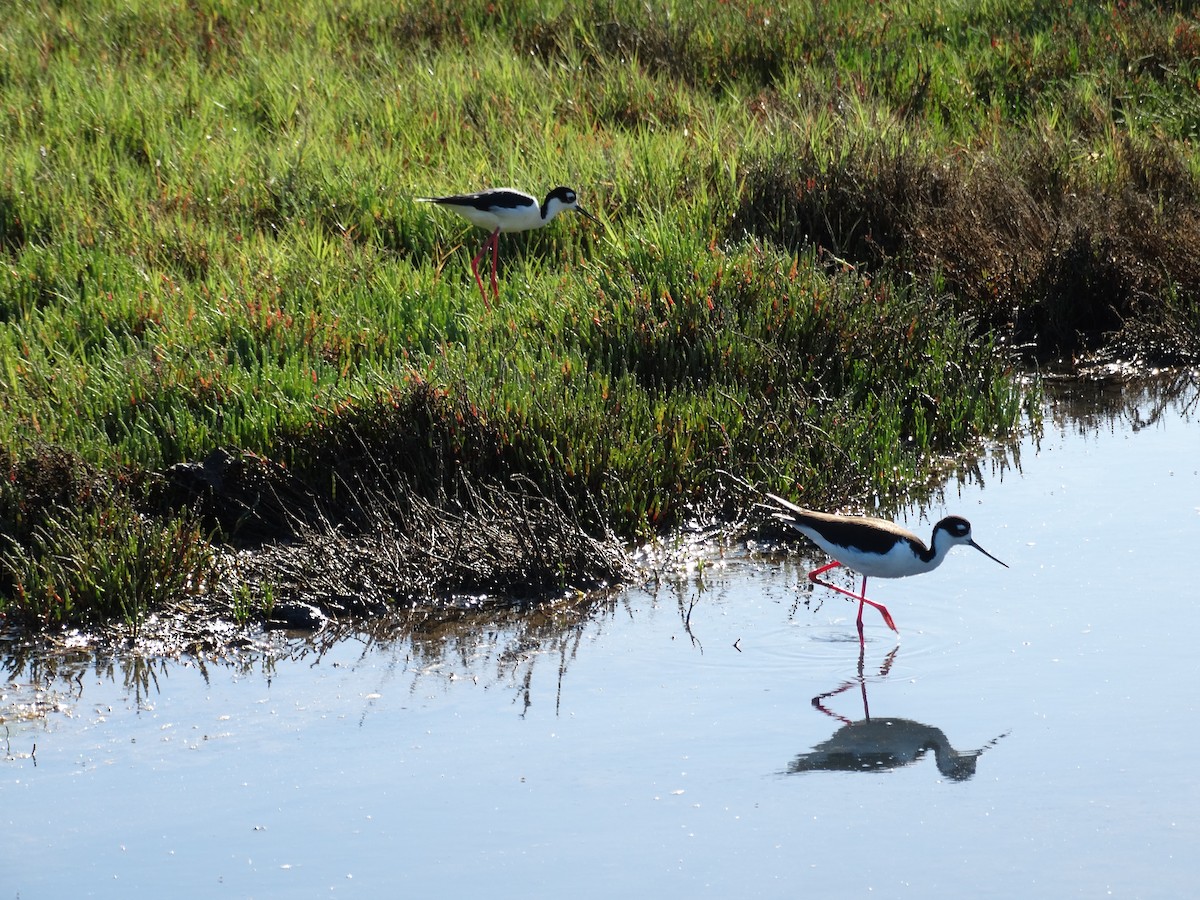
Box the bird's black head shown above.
[934,515,1008,568]
[542,185,599,223]
[937,516,972,539]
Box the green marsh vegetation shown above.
[2,0,1198,631]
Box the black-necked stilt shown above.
[766,493,1008,640]
[417,186,599,306]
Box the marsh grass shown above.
[1,495,214,633]
[2,0,1197,627]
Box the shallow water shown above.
[3,375,1199,898]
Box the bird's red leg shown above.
[858,575,897,633]
[808,561,860,600]
[807,560,843,583]
[471,229,499,308]
[856,576,867,643]
[489,230,500,302]
[808,564,899,634]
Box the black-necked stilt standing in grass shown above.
[766,493,1008,641]
[416,186,599,307]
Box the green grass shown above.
[1,493,214,633]
[3,0,1198,627]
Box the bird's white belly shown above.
[795,527,931,579]
[457,205,546,233]
[494,205,548,232]
[453,207,503,231]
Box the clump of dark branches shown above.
[231,470,631,619]
[152,382,631,624]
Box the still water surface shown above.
[3,376,1198,898]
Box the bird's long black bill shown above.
[970,540,1008,568]
[575,207,600,223]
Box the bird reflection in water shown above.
[784,645,1007,782]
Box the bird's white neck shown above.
[541,198,569,222]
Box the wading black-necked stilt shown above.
[766,493,1007,640]
[416,186,599,307]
